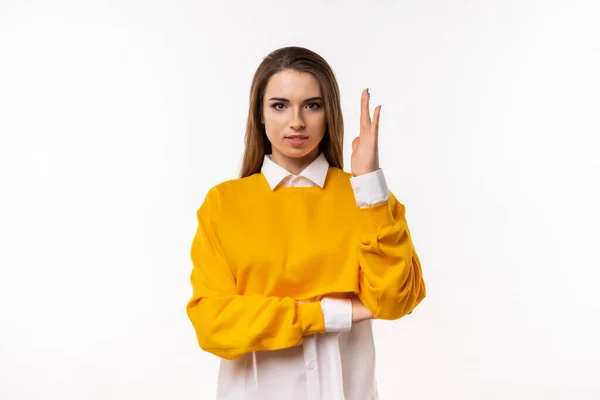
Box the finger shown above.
[352,136,359,152]
[360,88,371,135]
[371,105,381,137]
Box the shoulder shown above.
[202,173,263,208]
[326,166,352,187]
[196,173,262,219]
[330,167,352,179]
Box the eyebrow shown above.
[267,97,323,102]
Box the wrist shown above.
[351,297,374,323]
[352,168,379,177]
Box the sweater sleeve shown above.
[354,190,426,320]
[186,188,326,360]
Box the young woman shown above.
[186,46,426,400]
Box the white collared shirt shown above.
[215,152,390,400]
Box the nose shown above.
[289,109,306,130]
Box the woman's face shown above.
[261,70,326,167]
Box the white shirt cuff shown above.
[349,169,390,208]
[320,297,352,333]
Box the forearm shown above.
[351,170,426,319]
[351,296,374,323]
[358,251,425,320]
[301,294,373,330]
[187,293,325,360]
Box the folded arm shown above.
[186,188,326,360]
[351,170,426,320]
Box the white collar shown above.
[261,152,330,190]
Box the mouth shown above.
[285,135,309,141]
[285,135,309,147]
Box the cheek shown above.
[312,109,326,123]
[264,120,285,139]
[310,114,327,132]
[263,118,286,143]
[263,110,286,128]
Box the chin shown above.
[281,142,319,158]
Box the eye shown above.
[271,103,322,111]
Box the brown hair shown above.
[239,46,344,178]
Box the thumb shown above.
[352,137,359,152]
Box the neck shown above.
[271,149,319,175]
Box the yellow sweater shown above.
[186,166,426,360]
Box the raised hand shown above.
[351,88,381,177]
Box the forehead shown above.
[264,70,321,99]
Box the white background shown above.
[1,0,599,399]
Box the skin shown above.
[261,69,327,175]
[261,69,383,323]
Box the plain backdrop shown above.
[1,0,599,399]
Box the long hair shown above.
[239,46,344,178]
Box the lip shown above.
[285,135,308,139]
[286,136,309,147]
